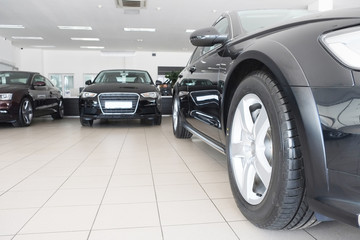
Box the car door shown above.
[29,74,50,116]
[45,76,61,109]
[183,17,231,143]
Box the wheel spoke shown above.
[253,106,269,143]
[239,160,256,201]
[230,141,251,158]
[238,98,254,134]
[254,152,272,188]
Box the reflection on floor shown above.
[0,117,358,240]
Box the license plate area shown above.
[105,101,132,109]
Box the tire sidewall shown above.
[18,97,33,127]
[226,73,289,227]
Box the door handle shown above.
[189,66,196,73]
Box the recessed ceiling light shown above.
[124,27,156,32]
[32,45,56,48]
[98,4,102,8]
[80,46,104,49]
[71,38,100,41]
[58,26,92,30]
[137,39,143,42]
[156,7,161,11]
[212,10,217,13]
[186,29,195,33]
[12,36,43,40]
[0,24,24,29]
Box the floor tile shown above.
[13,231,89,240]
[108,174,153,188]
[0,190,53,209]
[153,172,198,186]
[61,176,110,189]
[156,184,208,202]
[0,208,38,235]
[212,198,246,221]
[305,221,360,240]
[88,227,162,240]
[102,186,156,204]
[229,221,314,240]
[163,222,238,240]
[45,188,105,207]
[93,203,160,229]
[158,200,224,226]
[19,206,98,234]
[201,182,233,199]
[193,171,229,184]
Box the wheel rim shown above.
[172,98,179,131]
[21,99,33,125]
[229,93,273,205]
[59,100,64,117]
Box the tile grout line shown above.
[160,120,241,240]
[10,129,113,240]
[86,127,129,240]
[144,126,165,240]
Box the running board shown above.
[184,125,225,154]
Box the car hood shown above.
[83,83,159,94]
[0,85,28,93]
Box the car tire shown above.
[13,97,33,127]
[226,71,318,230]
[172,95,192,138]
[52,98,64,120]
[79,109,93,127]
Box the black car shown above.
[0,71,64,127]
[172,9,360,230]
[79,69,162,126]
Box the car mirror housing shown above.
[155,80,162,85]
[85,80,93,85]
[190,27,228,46]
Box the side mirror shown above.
[33,81,46,87]
[85,80,92,85]
[155,80,162,85]
[190,27,228,47]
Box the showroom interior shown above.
[1,0,360,239]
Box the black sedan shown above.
[172,9,360,230]
[0,71,64,127]
[79,69,162,126]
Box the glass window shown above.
[49,74,75,97]
[83,73,97,85]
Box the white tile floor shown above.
[0,117,359,240]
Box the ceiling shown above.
[0,0,359,53]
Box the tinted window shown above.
[94,70,153,84]
[0,72,31,85]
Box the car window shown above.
[45,77,54,87]
[0,72,30,85]
[33,75,45,85]
[94,70,153,84]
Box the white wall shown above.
[16,49,191,97]
[0,36,20,70]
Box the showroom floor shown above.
[0,117,359,240]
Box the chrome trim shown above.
[98,92,140,115]
[184,125,225,154]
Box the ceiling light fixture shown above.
[71,38,100,41]
[58,26,92,30]
[186,29,195,33]
[32,45,56,48]
[80,46,104,49]
[0,24,24,29]
[124,27,155,32]
[12,36,43,40]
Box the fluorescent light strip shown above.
[71,38,100,41]
[12,36,43,40]
[32,45,56,48]
[124,27,156,32]
[0,24,24,29]
[80,46,104,49]
[186,29,195,33]
[58,26,92,30]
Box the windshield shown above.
[94,70,153,84]
[0,72,31,85]
[237,9,312,34]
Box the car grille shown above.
[98,92,139,114]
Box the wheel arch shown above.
[222,43,328,204]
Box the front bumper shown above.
[79,95,161,120]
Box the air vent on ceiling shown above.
[115,0,146,9]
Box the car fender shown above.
[223,39,329,200]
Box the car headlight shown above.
[141,92,159,98]
[81,92,97,98]
[0,93,12,100]
[321,26,360,70]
